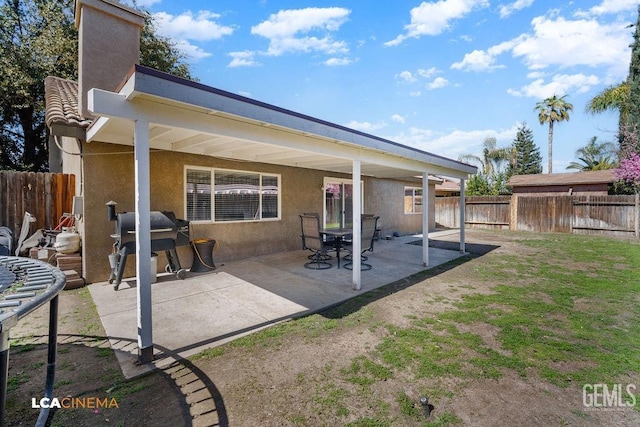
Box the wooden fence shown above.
[435,196,511,230]
[435,195,639,237]
[0,171,76,245]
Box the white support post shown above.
[460,178,466,254]
[422,172,429,267]
[134,119,153,364]
[352,160,362,291]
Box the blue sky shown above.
[126,0,638,173]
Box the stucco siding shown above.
[76,142,436,283]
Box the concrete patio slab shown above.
[88,230,464,378]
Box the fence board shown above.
[0,171,76,248]
[435,194,637,237]
[572,195,636,236]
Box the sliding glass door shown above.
[324,178,360,229]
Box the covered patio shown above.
[89,230,464,378]
[85,64,476,364]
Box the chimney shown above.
[75,0,146,118]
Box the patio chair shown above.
[301,212,334,260]
[300,214,332,269]
[343,215,379,271]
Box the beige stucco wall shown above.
[364,177,436,237]
[72,141,437,283]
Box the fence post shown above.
[634,191,640,238]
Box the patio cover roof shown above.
[86,65,476,180]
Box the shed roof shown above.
[507,170,617,187]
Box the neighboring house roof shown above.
[507,170,617,187]
[44,76,92,130]
[435,178,460,192]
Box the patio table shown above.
[319,228,352,269]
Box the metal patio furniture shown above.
[343,215,379,271]
[300,214,332,269]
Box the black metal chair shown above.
[343,216,379,270]
[300,212,334,260]
[300,214,332,269]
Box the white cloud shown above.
[507,73,601,98]
[452,15,632,78]
[397,67,441,83]
[417,67,440,78]
[390,125,519,159]
[499,0,535,19]
[345,120,387,132]
[577,0,638,16]
[150,10,233,60]
[325,57,352,66]
[451,39,517,71]
[397,71,418,83]
[391,114,406,124]
[228,51,261,68]
[451,49,501,71]
[512,16,631,72]
[153,11,234,41]
[252,8,350,56]
[385,0,490,46]
[410,91,422,97]
[428,77,450,89]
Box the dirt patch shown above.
[5,289,188,427]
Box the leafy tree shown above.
[466,173,492,196]
[535,94,573,174]
[0,0,193,172]
[626,5,640,136]
[566,136,617,171]
[461,137,513,195]
[508,123,542,176]
[0,0,77,171]
[613,6,640,194]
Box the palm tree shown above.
[459,137,512,176]
[585,82,630,124]
[566,136,618,171]
[535,94,573,173]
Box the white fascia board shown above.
[130,68,476,176]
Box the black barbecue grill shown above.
[108,210,190,290]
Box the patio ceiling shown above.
[87,65,476,180]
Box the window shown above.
[185,167,280,222]
[404,187,423,214]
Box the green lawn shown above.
[192,232,640,426]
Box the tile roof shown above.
[507,169,617,187]
[44,76,92,129]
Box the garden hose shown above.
[191,238,218,270]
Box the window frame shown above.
[184,166,281,223]
[404,186,423,215]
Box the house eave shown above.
[87,65,477,180]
